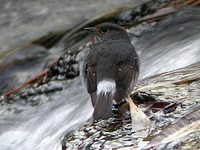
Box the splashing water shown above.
[0,79,93,150]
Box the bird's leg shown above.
[126,93,152,132]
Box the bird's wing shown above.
[128,53,139,92]
[115,54,139,103]
[83,52,97,107]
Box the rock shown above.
[62,62,200,150]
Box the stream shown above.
[0,2,200,150]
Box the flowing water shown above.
[0,79,93,150]
[0,6,200,150]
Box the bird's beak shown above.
[84,27,96,32]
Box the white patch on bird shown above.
[97,80,116,95]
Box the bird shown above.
[82,22,139,120]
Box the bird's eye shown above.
[101,27,109,33]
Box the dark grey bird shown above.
[83,23,139,120]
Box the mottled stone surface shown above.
[62,63,200,150]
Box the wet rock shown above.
[62,62,200,149]
[134,7,200,79]
[0,0,148,52]
[0,44,49,94]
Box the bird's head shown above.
[84,23,130,43]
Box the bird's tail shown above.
[93,92,113,120]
